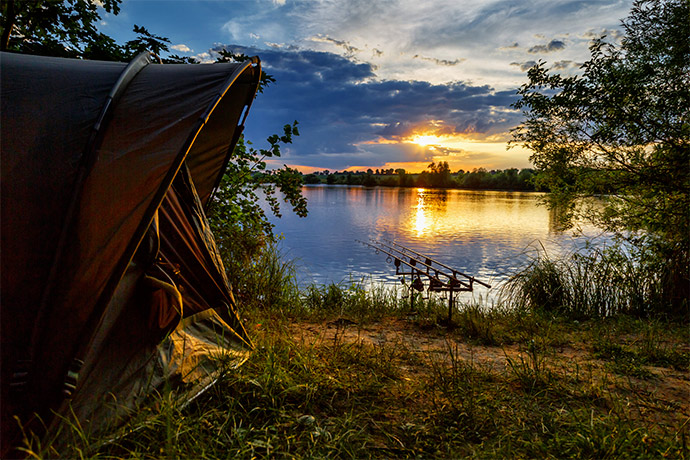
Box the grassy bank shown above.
[21,251,690,459]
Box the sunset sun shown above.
[411,134,445,146]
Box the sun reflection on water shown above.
[414,189,428,236]
[393,187,590,287]
[408,188,458,239]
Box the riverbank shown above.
[38,298,689,459]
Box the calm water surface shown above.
[265,185,610,301]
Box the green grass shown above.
[22,306,688,459]
[15,246,690,459]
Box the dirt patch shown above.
[287,317,690,418]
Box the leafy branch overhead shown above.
[512,0,689,236]
[2,0,117,56]
[214,49,277,93]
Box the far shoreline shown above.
[301,182,546,194]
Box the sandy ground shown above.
[288,317,690,421]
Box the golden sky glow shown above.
[285,134,533,174]
[369,132,533,173]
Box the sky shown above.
[100,0,633,173]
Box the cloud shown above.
[193,1,631,169]
[206,0,631,91]
[499,42,520,50]
[583,28,624,41]
[551,60,575,70]
[309,34,361,56]
[265,42,300,50]
[214,44,375,83]
[192,51,213,63]
[510,59,578,72]
[510,61,537,72]
[171,44,192,53]
[219,45,522,170]
[413,55,465,66]
[342,143,435,168]
[528,39,566,54]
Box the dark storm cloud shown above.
[340,143,436,166]
[218,45,521,170]
[528,39,566,54]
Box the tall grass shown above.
[19,304,688,459]
[303,279,420,322]
[502,244,674,319]
[228,242,302,316]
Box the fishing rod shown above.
[369,239,472,290]
[359,239,492,322]
[381,238,491,288]
[355,240,448,289]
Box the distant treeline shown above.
[300,164,541,191]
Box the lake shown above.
[265,185,610,302]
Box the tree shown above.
[1,0,122,54]
[214,49,276,93]
[426,161,453,188]
[511,0,689,312]
[206,122,307,292]
[0,1,177,62]
[460,168,488,189]
[362,170,377,186]
[124,25,170,58]
[395,168,410,187]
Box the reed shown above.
[502,244,674,319]
[302,279,405,322]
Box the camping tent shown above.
[1,51,260,455]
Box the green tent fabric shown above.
[1,51,260,455]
